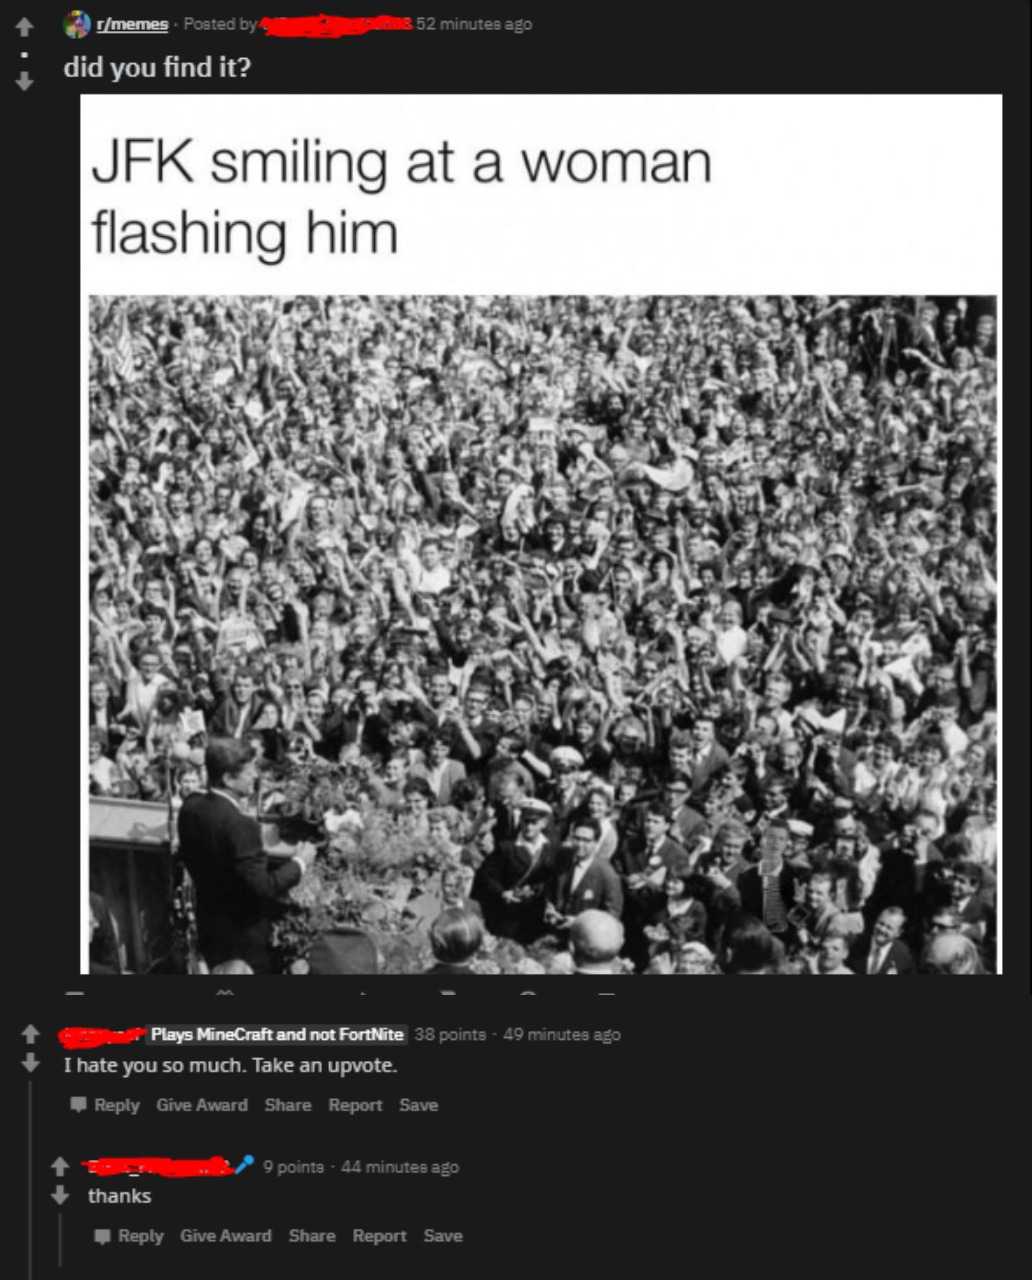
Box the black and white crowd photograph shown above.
[87,294,999,977]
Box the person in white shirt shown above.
[713,598,748,667]
[853,733,903,807]
[121,650,173,731]
[632,435,695,494]
[759,675,796,740]
[400,536,452,596]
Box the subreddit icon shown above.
[64,10,92,38]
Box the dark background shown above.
[5,4,1029,1274]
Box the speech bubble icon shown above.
[94,1229,111,1246]
[70,1096,87,1113]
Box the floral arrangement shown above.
[265,759,544,974]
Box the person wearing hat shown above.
[545,746,586,840]
[471,790,557,943]
[516,796,557,844]
[786,818,816,868]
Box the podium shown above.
[89,797,175,974]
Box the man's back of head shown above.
[924,931,982,975]
[205,737,253,789]
[569,909,624,974]
[429,907,484,969]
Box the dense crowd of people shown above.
[89,294,998,975]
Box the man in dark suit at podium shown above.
[178,738,315,973]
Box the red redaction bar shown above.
[58,1027,148,1050]
[82,1157,235,1179]
[258,14,413,37]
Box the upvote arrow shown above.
[51,1186,69,1206]
[22,1052,39,1073]
[16,72,34,92]
[15,17,34,37]
[51,1158,69,1177]
[21,1025,39,1044]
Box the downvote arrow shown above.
[16,72,34,91]
[22,1052,39,1072]
[51,1186,69,1206]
